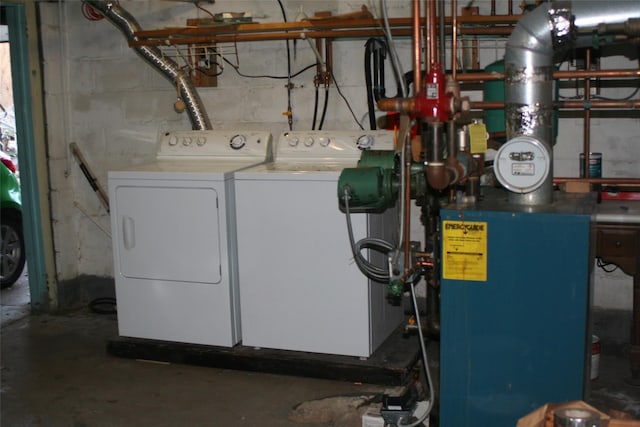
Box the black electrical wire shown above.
[329,68,365,131]
[222,57,316,80]
[194,1,215,20]
[597,257,619,273]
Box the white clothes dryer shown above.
[234,130,403,357]
[109,130,272,347]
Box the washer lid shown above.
[494,136,551,194]
[233,161,355,181]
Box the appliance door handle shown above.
[122,216,135,250]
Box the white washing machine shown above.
[234,130,403,357]
[108,130,272,347]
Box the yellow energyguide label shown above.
[442,220,487,282]
[469,123,488,154]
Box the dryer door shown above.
[113,184,222,284]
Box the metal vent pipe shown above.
[85,1,212,130]
[505,1,640,205]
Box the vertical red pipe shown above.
[583,49,592,177]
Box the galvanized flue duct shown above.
[85,1,212,130]
[505,1,640,205]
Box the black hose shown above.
[89,297,117,315]
[312,85,319,130]
[364,38,386,130]
[318,87,329,130]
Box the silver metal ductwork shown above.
[86,1,212,130]
[505,1,640,205]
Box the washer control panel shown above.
[277,130,396,160]
[157,130,273,159]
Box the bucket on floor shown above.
[553,407,602,427]
[591,335,600,381]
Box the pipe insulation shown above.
[505,1,640,205]
[85,1,212,130]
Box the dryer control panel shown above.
[157,130,273,160]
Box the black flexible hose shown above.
[312,85,319,130]
[318,87,329,130]
[364,38,407,130]
[89,297,117,315]
[364,39,385,130]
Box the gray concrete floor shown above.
[0,274,387,427]
[1,274,640,426]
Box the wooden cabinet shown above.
[596,223,640,384]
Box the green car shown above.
[1,152,25,288]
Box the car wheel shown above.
[1,215,26,288]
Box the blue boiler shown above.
[439,190,595,427]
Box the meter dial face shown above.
[494,136,551,194]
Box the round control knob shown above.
[356,134,375,150]
[303,137,314,147]
[168,135,179,146]
[318,137,330,147]
[182,137,192,146]
[287,136,300,147]
[196,136,206,146]
[230,134,246,150]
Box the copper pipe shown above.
[509,0,513,15]
[558,100,640,109]
[454,68,640,83]
[439,0,446,66]
[134,14,522,39]
[430,0,437,66]
[415,253,435,268]
[489,131,507,139]
[470,100,640,109]
[583,49,592,177]
[469,101,505,109]
[554,177,640,184]
[491,0,496,16]
[404,144,412,272]
[555,69,640,79]
[425,0,437,67]
[377,97,418,112]
[452,0,458,80]
[413,0,422,94]
[130,25,517,46]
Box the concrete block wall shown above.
[37,1,637,318]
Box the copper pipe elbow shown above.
[427,163,454,190]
